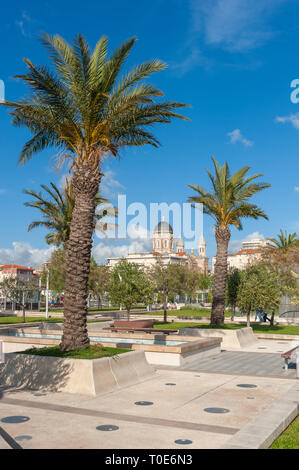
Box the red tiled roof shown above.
[228,249,262,257]
[0,265,34,271]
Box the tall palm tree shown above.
[188,157,270,325]
[2,33,189,350]
[267,230,297,252]
[24,178,114,247]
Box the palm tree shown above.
[24,178,114,247]
[3,33,189,350]
[267,230,297,252]
[188,157,270,325]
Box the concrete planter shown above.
[178,326,257,349]
[0,349,155,396]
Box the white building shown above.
[212,238,270,272]
[107,219,209,274]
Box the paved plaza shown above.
[0,336,298,449]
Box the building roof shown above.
[154,220,173,234]
[227,249,263,257]
[0,264,34,271]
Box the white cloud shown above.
[276,113,299,130]
[15,11,33,37]
[100,170,125,198]
[191,0,285,52]
[228,129,253,147]
[92,239,152,265]
[294,187,299,192]
[93,223,152,264]
[0,242,54,267]
[170,47,209,76]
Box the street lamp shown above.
[45,265,49,319]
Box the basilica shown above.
[107,219,209,274]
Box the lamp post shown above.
[45,266,49,319]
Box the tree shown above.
[41,249,111,308]
[24,179,114,247]
[41,248,66,295]
[226,268,241,321]
[0,277,39,323]
[188,157,270,326]
[198,274,213,292]
[179,265,202,303]
[3,33,189,350]
[149,259,184,322]
[88,259,110,308]
[237,264,281,327]
[107,259,153,319]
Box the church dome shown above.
[176,237,184,246]
[154,220,173,234]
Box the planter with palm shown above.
[3,33,189,350]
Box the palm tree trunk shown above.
[211,225,231,326]
[60,162,101,351]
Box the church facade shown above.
[106,219,209,274]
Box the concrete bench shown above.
[102,327,177,335]
[281,346,299,370]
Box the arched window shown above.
[164,240,167,248]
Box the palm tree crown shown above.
[3,33,189,168]
[267,230,298,252]
[188,157,270,230]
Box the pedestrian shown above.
[263,311,270,322]
[256,307,264,322]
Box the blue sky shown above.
[1,0,299,266]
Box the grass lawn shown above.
[270,415,299,449]
[18,345,130,359]
[0,316,63,324]
[153,321,299,335]
[39,305,147,313]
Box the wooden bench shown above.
[281,346,299,370]
[102,327,178,335]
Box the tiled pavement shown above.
[184,351,296,377]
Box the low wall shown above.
[178,327,257,349]
[0,350,155,396]
[114,320,154,328]
[143,343,221,367]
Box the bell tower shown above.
[198,234,206,257]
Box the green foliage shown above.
[88,259,111,303]
[267,229,298,252]
[19,345,130,359]
[24,179,112,247]
[148,259,188,321]
[107,259,153,315]
[270,416,299,449]
[41,248,66,294]
[0,277,38,305]
[2,33,189,167]
[198,274,214,291]
[237,264,281,314]
[226,268,241,307]
[188,157,270,231]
